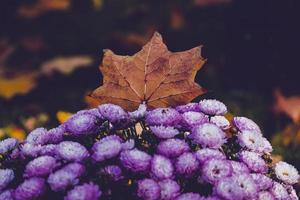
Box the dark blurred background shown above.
[0,0,300,169]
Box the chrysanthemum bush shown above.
[0,99,299,200]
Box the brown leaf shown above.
[90,32,206,111]
[273,89,300,123]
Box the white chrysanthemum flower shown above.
[274,161,299,185]
[238,130,272,154]
[210,116,230,130]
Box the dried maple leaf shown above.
[273,90,300,123]
[90,32,206,111]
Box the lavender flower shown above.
[145,108,182,126]
[250,173,273,191]
[175,152,199,175]
[77,108,104,120]
[231,173,257,199]
[91,135,122,162]
[39,144,57,157]
[14,177,46,200]
[233,116,261,133]
[64,182,102,200]
[56,141,89,162]
[195,148,226,165]
[0,169,14,191]
[157,139,190,158]
[0,189,14,200]
[215,177,241,200]
[0,138,18,154]
[182,111,209,128]
[151,155,174,180]
[98,104,129,124]
[229,161,250,175]
[47,163,85,191]
[26,127,49,145]
[210,116,230,130]
[199,99,227,115]
[24,155,58,178]
[175,193,201,200]
[285,185,299,200]
[158,179,180,200]
[176,103,201,113]
[100,165,124,181]
[137,179,161,200]
[270,182,289,199]
[239,150,268,173]
[274,161,299,185]
[120,149,152,173]
[150,126,180,139]
[121,139,135,150]
[257,191,275,200]
[191,123,226,149]
[201,159,232,183]
[65,113,98,136]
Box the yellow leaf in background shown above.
[92,0,103,10]
[4,126,26,141]
[18,0,71,18]
[271,154,283,165]
[224,112,234,122]
[41,56,94,76]
[57,111,73,124]
[0,129,5,139]
[0,73,37,99]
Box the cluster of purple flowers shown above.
[0,100,299,200]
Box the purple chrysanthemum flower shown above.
[0,138,18,154]
[195,148,226,165]
[77,108,104,120]
[98,104,129,124]
[158,179,180,200]
[157,139,190,158]
[233,116,261,133]
[210,116,230,130]
[182,111,209,128]
[64,182,102,200]
[274,161,299,185]
[203,196,221,200]
[232,173,257,199]
[191,123,226,149]
[229,161,250,174]
[47,163,85,191]
[145,108,182,127]
[250,173,273,191]
[202,159,232,184]
[151,155,174,180]
[24,155,58,178]
[176,103,201,113]
[65,113,99,136]
[175,192,201,200]
[214,177,241,200]
[137,179,161,200]
[26,127,49,145]
[39,144,57,157]
[285,185,299,200]
[0,169,14,191]
[121,139,135,150]
[257,191,275,200]
[100,165,124,181]
[20,143,42,157]
[198,99,227,115]
[175,152,199,175]
[150,126,180,139]
[47,125,65,144]
[237,130,272,154]
[129,103,147,119]
[91,135,122,162]
[239,150,268,173]
[56,141,89,162]
[270,182,289,199]
[14,177,46,200]
[0,189,14,200]
[120,148,152,173]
